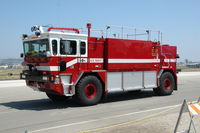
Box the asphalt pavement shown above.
[0,72,200,133]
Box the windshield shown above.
[23,39,50,57]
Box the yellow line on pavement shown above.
[78,105,179,133]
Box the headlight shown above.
[42,76,48,81]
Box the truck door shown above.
[59,39,79,74]
[58,39,80,95]
[59,39,88,73]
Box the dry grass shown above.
[177,66,200,72]
[0,69,22,80]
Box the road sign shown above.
[174,97,200,133]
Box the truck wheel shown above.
[75,76,103,106]
[46,93,70,102]
[153,72,175,96]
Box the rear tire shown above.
[75,76,103,106]
[153,72,175,96]
[46,93,70,102]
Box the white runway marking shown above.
[0,80,25,88]
[178,72,200,77]
[29,104,180,133]
[0,110,19,115]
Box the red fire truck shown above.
[20,23,178,105]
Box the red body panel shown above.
[105,38,160,71]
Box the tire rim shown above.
[84,84,97,98]
[164,78,172,90]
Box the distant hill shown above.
[0,58,23,65]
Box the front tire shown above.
[75,76,103,106]
[153,72,175,96]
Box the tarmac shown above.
[82,105,200,133]
[0,72,200,133]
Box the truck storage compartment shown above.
[105,38,160,70]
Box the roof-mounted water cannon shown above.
[31,25,45,36]
[22,34,28,40]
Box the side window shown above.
[60,40,77,55]
[52,40,57,55]
[80,42,86,55]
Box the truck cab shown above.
[21,26,88,99]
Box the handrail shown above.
[106,25,162,42]
[47,27,80,34]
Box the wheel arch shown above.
[160,69,177,90]
[74,72,106,97]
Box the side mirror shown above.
[60,61,66,72]
[20,53,24,58]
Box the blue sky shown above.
[0,0,199,61]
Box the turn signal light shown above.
[47,76,54,82]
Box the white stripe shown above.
[66,59,78,68]
[108,59,160,63]
[109,59,176,63]
[162,66,171,68]
[36,66,59,71]
[194,103,200,111]
[164,59,176,62]
[22,58,176,71]
[188,105,198,115]
[66,58,103,68]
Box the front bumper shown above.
[20,73,54,82]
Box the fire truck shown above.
[20,23,178,106]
